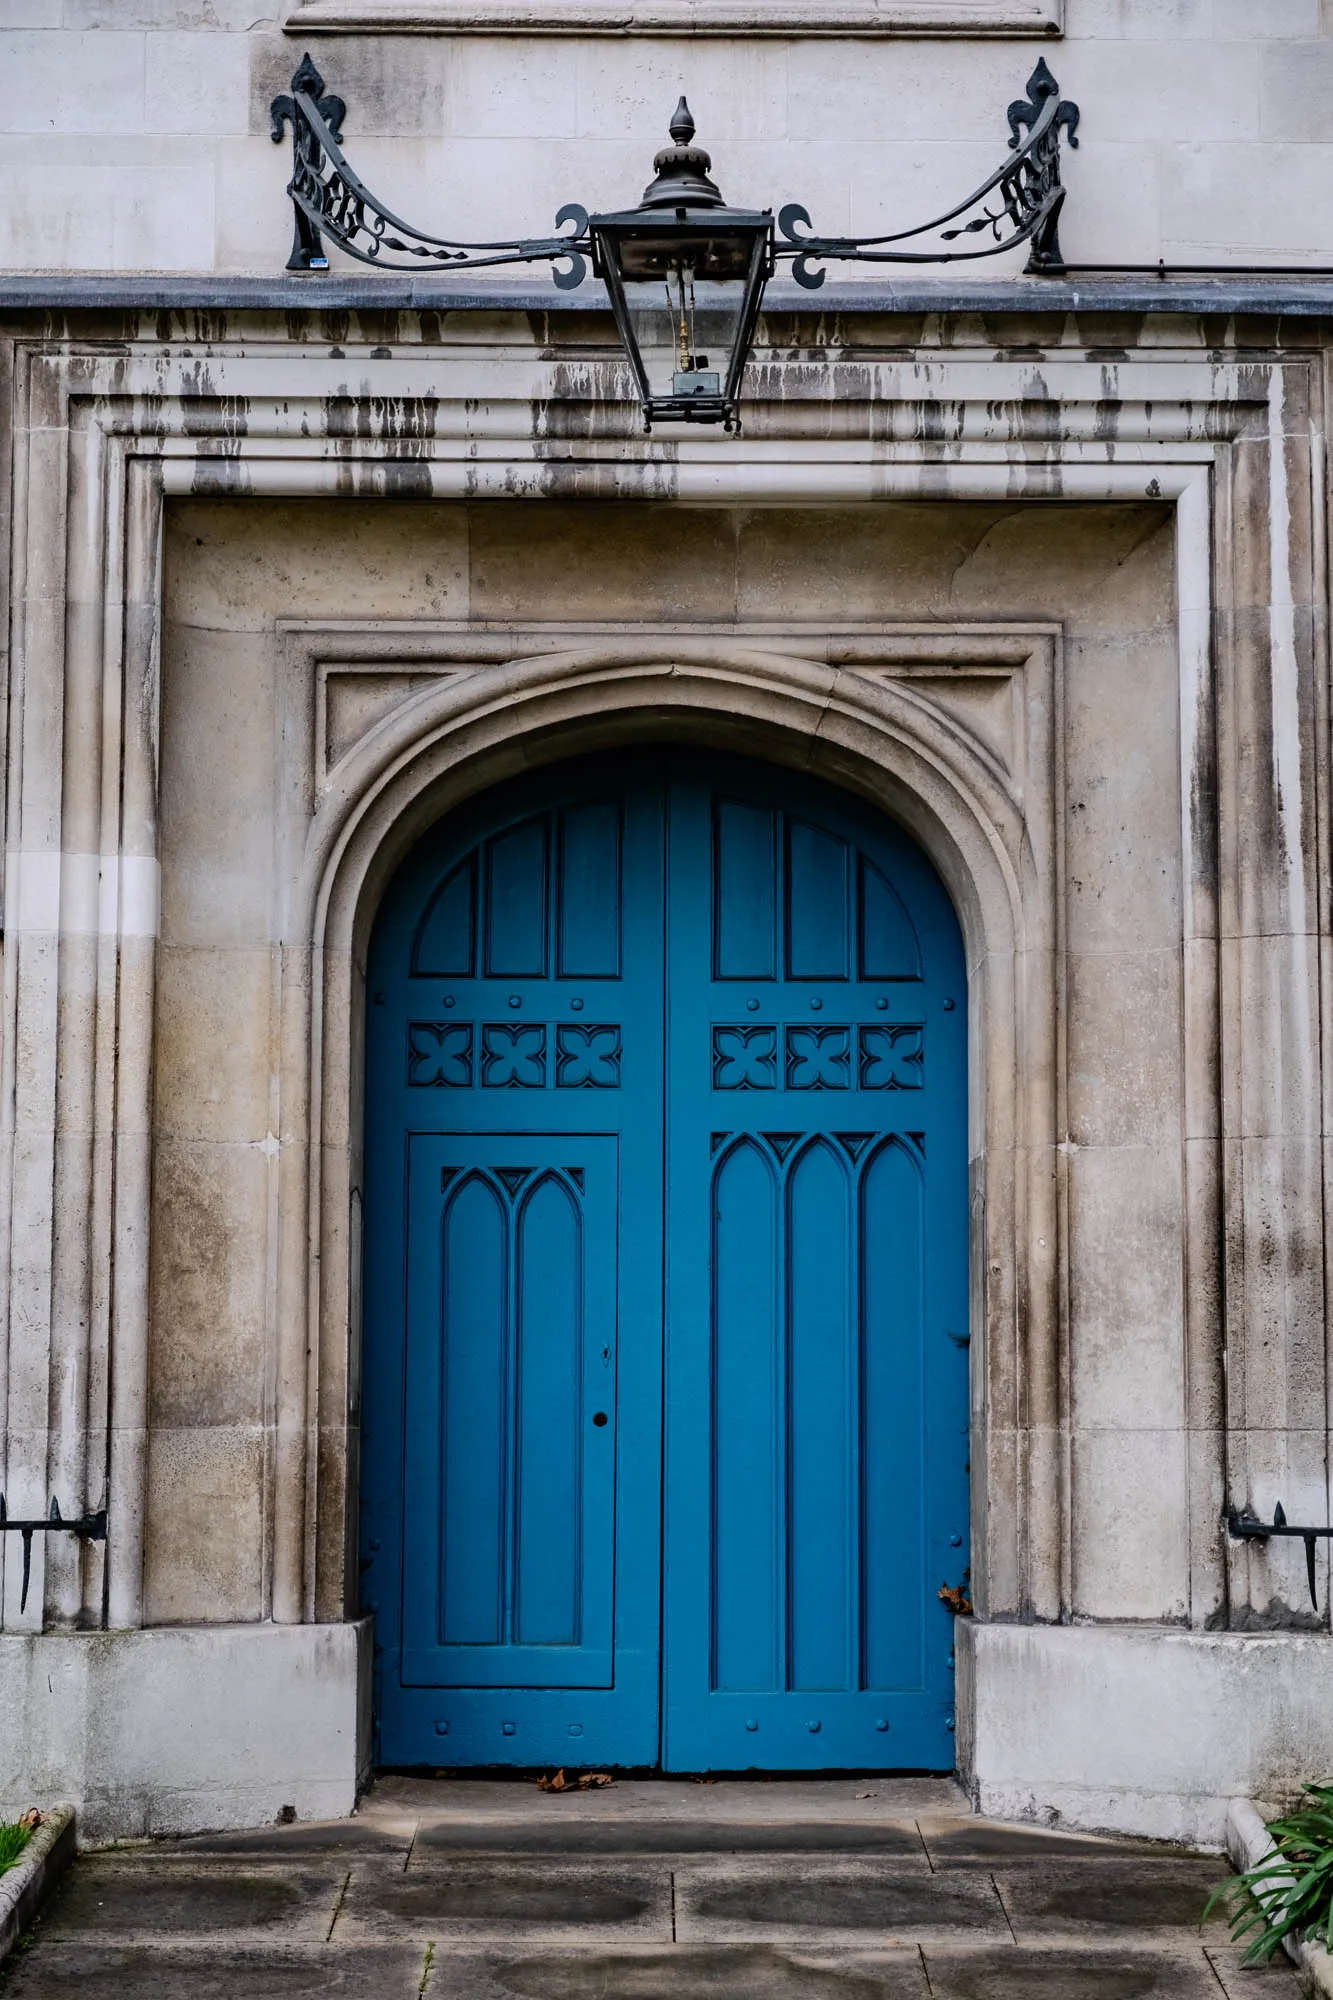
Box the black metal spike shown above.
[669,96,695,147]
[290,52,326,100]
[1025,56,1059,104]
[19,1527,33,1614]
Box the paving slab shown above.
[673,1857,1007,1946]
[990,1856,1229,1944]
[1205,1941,1308,1996]
[332,1855,673,1943]
[0,1936,426,2000]
[36,1857,349,1944]
[921,1943,1277,1997]
[0,1941,429,1997]
[422,1942,931,1996]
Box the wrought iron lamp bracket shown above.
[270,53,1080,427]
[776,58,1080,288]
[270,54,590,282]
[1227,1502,1333,1613]
[270,55,1079,289]
[0,1494,108,1615]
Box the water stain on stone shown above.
[1,1943,426,1999]
[922,1948,1206,1998]
[918,1825,1160,1864]
[690,1874,994,1931]
[497,1944,905,1998]
[362,1875,650,1924]
[1003,1861,1223,1932]
[47,1865,309,1935]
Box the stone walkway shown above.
[1,1777,1305,1997]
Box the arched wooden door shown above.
[361,749,968,1773]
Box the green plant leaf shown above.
[1204,1783,1333,1964]
[0,1821,34,1877]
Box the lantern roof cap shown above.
[638,97,725,211]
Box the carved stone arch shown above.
[282,641,1058,1637]
[306,644,1034,979]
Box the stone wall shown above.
[1,3,1332,274]
[0,303,1327,1839]
[155,494,1183,1627]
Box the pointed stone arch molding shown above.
[0,333,1321,1691]
[293,620,1043,796]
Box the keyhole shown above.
[592,1411,608,1427]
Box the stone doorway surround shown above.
[0,311,1330,1842]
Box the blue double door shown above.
[362,750,968,1773]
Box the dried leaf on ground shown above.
[537,1769,614,1793]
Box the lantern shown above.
[587,100,774,431]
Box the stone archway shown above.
[291,638,1059,1695]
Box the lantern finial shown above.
[640,99,722,208]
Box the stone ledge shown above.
[3,272,1333,320]
[0,1806,75,1965]
[283,0,1062,34]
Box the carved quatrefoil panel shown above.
[408,1021,622,1089]
[711,1023,924,1090]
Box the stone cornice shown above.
[3,272,1333,320]
[283,0,1061,35]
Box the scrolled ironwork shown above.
[271,54,590,284]
[269,54,1082,427]
[273,54,1079,295]
[776,57,1080,289]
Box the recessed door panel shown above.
[711,1136,781,1694]
[401,1135,617,1689]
